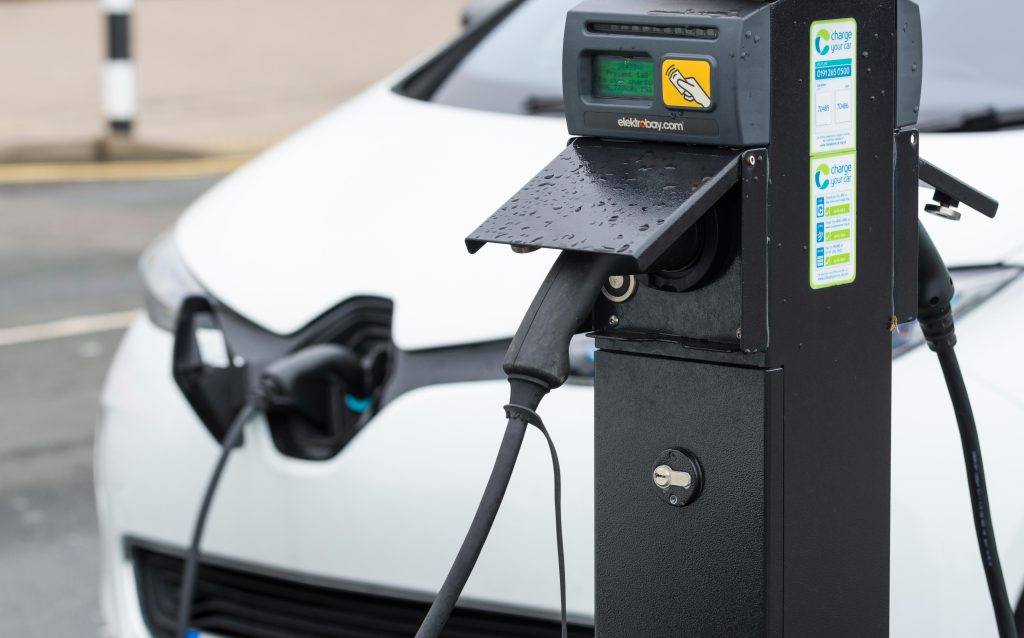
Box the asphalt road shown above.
[0,177,219,637]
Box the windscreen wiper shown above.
[923,107,1024,133]
[523,95,565,115]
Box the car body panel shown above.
[176,87,1024,350]
[176,87,567,350]
[98,316,596,637]
[99,275,1024,637]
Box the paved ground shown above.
[0,178,218,637]
[0,0,465,156]
[0,2,467,634]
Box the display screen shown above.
[593,55,654,99]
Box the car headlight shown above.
[139,231,206,331]
[892,265,1023,357]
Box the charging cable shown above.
[175,343,370,638]
[415,251,623,638]
[508,406,567,638]
[1019,594,1024,636]
[175,402,259,638]
[918,224,1019,638]
[1018,594,1024,635]
[419,225,1017,638]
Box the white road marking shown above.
[0,310,138,348]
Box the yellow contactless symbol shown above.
[662,59,712,109]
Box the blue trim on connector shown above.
[345,395,373,413]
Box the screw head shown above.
[608,315,620,327]
[910,132,918,147]
[746,154,757,166]
[669,495,679,505]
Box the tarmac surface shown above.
[0,177,218,637]
[0,1,466,634]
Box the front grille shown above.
[131,542,593,638]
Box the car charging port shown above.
[173,295,395,461]
[262,343,390,460]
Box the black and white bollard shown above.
[102,0,136,135]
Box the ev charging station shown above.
[434,0,1009,636]
[170,1,1015,637]
[463,2,916,633]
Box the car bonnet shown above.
[177,88,1024,349]
[177,87,569,349]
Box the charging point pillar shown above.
[592,3,906,635]
[467,0,924,635]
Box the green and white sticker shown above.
[810,19,857,155]
[810,153,856,289]
[810,18,857,289]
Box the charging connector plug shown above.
[415,251,625,638]
[261,343,371,402]
[176,342,375,638]
[504,252,626,388]
[917,225,957,353]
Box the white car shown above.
[97,0,1024,636]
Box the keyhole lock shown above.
[651,448,703,507]
[653,465,692,489]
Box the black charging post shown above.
[164,1,1012,636]
[461,0,1000,635]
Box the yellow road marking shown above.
[0,154,254,184]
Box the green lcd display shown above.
[593,55,654,99]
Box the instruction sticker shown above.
[662,58,713,110]
[810,19,857,154]
[809,153,857,289]
[810,18,857,289]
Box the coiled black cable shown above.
[934,348,1017,638]
[415,252,620,638]
[507,402,567,638]
[175,403,257,638]
[413,417,528,638]
[918,224,1018,638]
[1016,589,1023,635]
[415,379,568,638]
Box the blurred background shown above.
[0,1,462,635]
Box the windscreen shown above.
[915,0,1024,127]
[428,0,1024,128]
